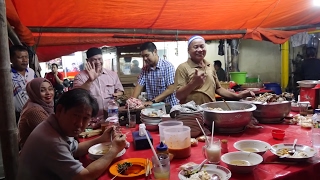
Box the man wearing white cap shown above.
[175,35,254,105]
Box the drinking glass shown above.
[152,154,170,180]
[202,137,221,164]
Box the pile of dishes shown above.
[140,108,165,131]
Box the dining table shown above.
[79,116,320,180]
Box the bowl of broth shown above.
[221,151,263,173]
[234,140,271,155]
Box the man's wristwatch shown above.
[151,99,156,103]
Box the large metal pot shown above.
[200,101,256,133]
[243,100,291,123]
[297,80,320,88]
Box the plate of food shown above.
[270,143,316,161]
[178,163,231,180]
[109,158,152,177]
[141,108,165,118]
[88,143,126,160]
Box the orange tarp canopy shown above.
[6,0,320,61]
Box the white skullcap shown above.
[188,35,205,46]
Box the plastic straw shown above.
[195,118,210,145]
[211,121,214,147]
[142,128,164,172]
[127,105,130,122]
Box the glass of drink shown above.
[298,102,309,116]
[202,137,221,164]
[152,154,170,180]
[129,114,136,128]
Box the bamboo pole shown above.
[28,23,320,35]
[0,0,19,179]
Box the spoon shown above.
[190,159,207,174]
[288,139,298,155]
[222,99,232,110]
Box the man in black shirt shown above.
[301,47,320,80]
[214,60,227,81]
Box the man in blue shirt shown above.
[132,42,178,107]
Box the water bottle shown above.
[107,97,119,118]
[312,109,320,149]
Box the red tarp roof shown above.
[6,0,320,61]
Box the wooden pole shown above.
[0,1,19,179]
[28,23,320,35]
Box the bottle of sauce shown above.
[221,139,228,154]
[156,142,169,155]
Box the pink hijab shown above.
[22,78,54,114]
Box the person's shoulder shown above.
[162,59,175,67]
[103,68,118,75]
[176,61,189,70]
[27,67,35,73]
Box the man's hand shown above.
[110,134,127,153]
[143,101,153,107]
[190,69,207,89]
[238,90,255,99]
[97,126,115,143]
[85,63,100,82]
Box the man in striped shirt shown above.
[132,42,178,107]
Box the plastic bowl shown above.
[234,140,271,155]
[272,129,285,140]
[221,151,263,174]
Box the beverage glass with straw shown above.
[202,121,221,164]
[142,128,170,179]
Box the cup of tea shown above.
[202,137,221,164]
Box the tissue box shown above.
[132,131,153,150]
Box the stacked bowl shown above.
[140,108,165,131]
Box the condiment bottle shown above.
[156,142,169,155]
[221,139,228,154]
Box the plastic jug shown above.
[163,126,191,159]
[158,121,183,142]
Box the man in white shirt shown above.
[10,45,35,123]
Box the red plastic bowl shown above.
[272,129,285,140]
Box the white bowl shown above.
[234,140,271,155]
[221,151,263,174]
[88,142,125,160]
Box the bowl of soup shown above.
[221,151,263,173]
[234,140,271,155]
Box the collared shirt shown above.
[11,67,35,112]
[175,58,221,105]
[138,59,179,106]
[17,115,83,180]
[45,72,64,87]
[73,68,124,116]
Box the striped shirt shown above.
[138,59,179,106]
[11,67,35,112]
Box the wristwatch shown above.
[151,99,156,103]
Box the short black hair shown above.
[9,45,28,58]
[214,60,222,67]
[140,42,157,52]
[51,63,58,68]
[306,47,316,58]
[55,88,99,117]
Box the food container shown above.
[272,129,285,140]
[163,126,191,159]
[221,151,263,174]
[297,80,320,88]
[200,101,256,133]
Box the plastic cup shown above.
[158,121,183,142]
[163,126,191,159]
[298,102,309,116]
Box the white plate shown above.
[178,164,231,180]
[270,143,316,161]
[141,108,165,117]
[246,88,260,92]
[88,143,126,160]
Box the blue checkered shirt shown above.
[138,59,179,106]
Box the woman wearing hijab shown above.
[18,78,54,149]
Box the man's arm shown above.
[72,135,126,180]
[132,84,144,98]
[54,73,63,84]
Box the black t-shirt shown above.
[301,58,320,80]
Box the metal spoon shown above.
[190,159,207,174]
[288,139,297,155]
[223,99,232,110]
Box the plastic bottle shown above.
[156,142,169,155]
[107,97,119,118]
[311,109,320,149]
